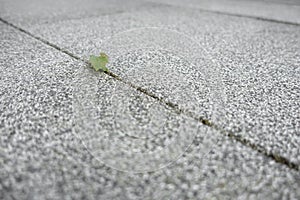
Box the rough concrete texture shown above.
[0,0,300,199]
[147,0,300,24]
[21,5,300,166]
[1,22,300,199]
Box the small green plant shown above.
[89,52,109,72]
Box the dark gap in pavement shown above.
[1,17,298,172]
[150,1,300,26]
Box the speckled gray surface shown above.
[1,0,300,199]
[146,0,300,24]
[73,65,210,173]
[18,5,300,166]
[0,0,158,27]
[1,22,300,199]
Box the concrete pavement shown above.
[0,0,299,199]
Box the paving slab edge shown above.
[0,17,298,172]
[144,0,300,26]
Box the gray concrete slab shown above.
[146,0,300,24]
[22,6,300,166]
[2,125,300,199]
[1,19,300,200]
[0,0,158,27]
[0,23,81,137]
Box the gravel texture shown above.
[19,5,300,166]
[1,0,300,199]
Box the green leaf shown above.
[89,52,109,72]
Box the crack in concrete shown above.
[149,1,300,26]
[0,17,298,172]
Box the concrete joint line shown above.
[1,17,298,172]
